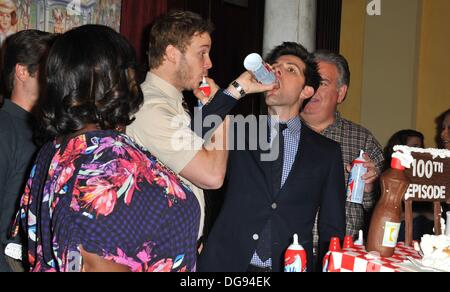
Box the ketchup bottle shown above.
[322,237,342,272]
[366,156,410,257]
[199,77,211,98]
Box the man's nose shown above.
[204,56,213,70]
[274,66,282,78]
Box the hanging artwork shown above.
[0,0,122,45]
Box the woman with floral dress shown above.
[13,25,200,272]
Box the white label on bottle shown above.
[382,222,401,248]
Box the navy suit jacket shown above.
[198,121,346,272]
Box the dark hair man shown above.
[0,29,55,272]
[199,42,346,272]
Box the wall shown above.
[340,0,450,148]
[416,0,450,147]
[360,0,421,147]
[339,0,366,123]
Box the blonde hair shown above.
[0,0,17,26]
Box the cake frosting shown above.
[393,145,450,160]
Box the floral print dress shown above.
[14,130,200,272]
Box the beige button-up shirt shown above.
[127,72,205,239]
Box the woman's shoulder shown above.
[80,130,175,180]
[84,130,142,150]
[73,130,195,217]
[80,130,193,190]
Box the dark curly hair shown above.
[265,42,321,92]
[41,25,143,139]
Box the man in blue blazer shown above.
[198,42,346,272]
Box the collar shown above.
[1,99,32,121]
[144,72,184,103]
[268,116,302,136]
[323,111,344,134]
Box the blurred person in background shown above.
[0,29,54,272]
[384,130,433,241]
[384,129,424,171]
[438,109,450,150]
[437,108,450,218]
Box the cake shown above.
[392,146,450,271]
[419,234,450,272]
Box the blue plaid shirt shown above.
[251,116,302,268]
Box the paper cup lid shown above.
[244,53,263,71]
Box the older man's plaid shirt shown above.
[310,112,384,250]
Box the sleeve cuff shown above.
[223,89,240,101]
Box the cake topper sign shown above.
[393,146,450,246]
[403,153,450,203]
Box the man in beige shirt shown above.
[127,11,273,240]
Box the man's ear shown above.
[337,84,348,104]
[165,45,180,64]
[300,86,315,100]
[15,64,30,83]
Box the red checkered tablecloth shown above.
[327,243,422,272]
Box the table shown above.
[326,243,422,272]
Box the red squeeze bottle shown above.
[323,237,342,272]
[199,77,211,98]
[366,157,410,257]
[284,234,307,272]
[343,236,354,249]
